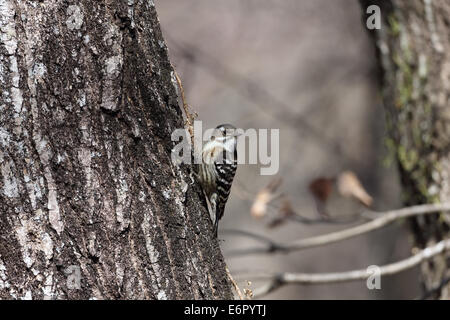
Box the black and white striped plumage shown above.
[197,124,239,237]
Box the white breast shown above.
[202,137,236,164]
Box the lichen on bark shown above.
[360,0,450,298]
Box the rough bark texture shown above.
[360,0,450,299]
[0,0,232,299]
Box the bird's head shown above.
[206,124,242,158]
[212,124,241,142]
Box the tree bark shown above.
[360,0,450,299]
[0,0,232,300]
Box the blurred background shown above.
[157,0,420,299]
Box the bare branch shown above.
[246,238,450,298]
[287,212,364,225]
[224,203,450,257]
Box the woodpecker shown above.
[196,124,240,237]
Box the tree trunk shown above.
[0,0,232,300]
[360,0,450,299]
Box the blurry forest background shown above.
[157,0,420,299]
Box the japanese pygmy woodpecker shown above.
[196,124,241,237]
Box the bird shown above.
[196,124,241,237]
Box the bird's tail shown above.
[213,204,225,237]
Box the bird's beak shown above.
[233,130,243,137]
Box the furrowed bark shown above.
[0,0,232,299]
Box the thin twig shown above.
[234,180,365,226]
[172,66,196,144]
[224,203,450,257]
[222,229,286,253]
[245,238,450,298]
[287,212,365,225]
[226,266,245,300]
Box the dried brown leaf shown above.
[337,171,373,207]
[250,178,282,219]
[267,197,296,228]
[308,177,334,217]
[309,177,334,203]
